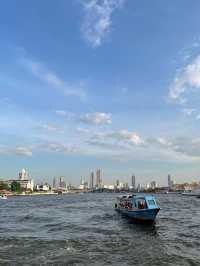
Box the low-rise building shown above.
[0,179,34,191]
[35,183,51,192]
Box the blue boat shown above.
[115,194,160,223]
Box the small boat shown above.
[115,194,160,223]
[182,188,200,197]
[0,194,7,199]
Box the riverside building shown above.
[0,168,34,191]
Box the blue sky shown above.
[1,0,200,185]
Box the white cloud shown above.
[76,127,90,134]
[37,142,79,154]
[182,108,195,116]
[55,110,112,125]
[81,0,125,47]
[147,136,200,160]
[86,129,200,161]
[169,55,200,103]
[114,130,144,145]
[0,141,79,157]
[20,57,86,101]
[41,124,64,133]
[80,112,112,125]
[14,146,33,157]
[55,110,68,116]
[55,110,76,120]
[0,145,33,157]
[93,129,144,145]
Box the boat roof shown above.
[117,194,156,200]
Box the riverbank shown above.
[1,191,81,197]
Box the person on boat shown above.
[128,202,132,209]
[139,201,145,209]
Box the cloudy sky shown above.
[1,0,200,185]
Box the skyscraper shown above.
[59,176,66,188]
[53,177,57,188]
[116,179,119,187]
[168,174,173,189]
[96,169,101,188]
[90,172,94,189]
[168,174,171,188]
[131,175,136,190]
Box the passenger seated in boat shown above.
[128,202,132,209]
[138,201,145,209]
[120,202,125,208]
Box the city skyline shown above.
[1,1,200,184]
[1,167,200,189]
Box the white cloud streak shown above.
[2,132,200,162]
[20,57,86,101]
[92,129,144,146]
[55,111,112,125]
[14,146,33,157]
[41,124,64,133]
[55,110,76,120]
[0,142,79,157]
[81,0,125,47]
[0,146,33,157]
[86,129,200,161]
[80,112,112,125]
[182,108,195,116]
[169,55,200,103]
[37,142,79,154]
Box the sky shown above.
[1,0,200,185]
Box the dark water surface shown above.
[0,193,200,265]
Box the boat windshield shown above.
[148,199,155,205]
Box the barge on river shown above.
[115,194,160,223]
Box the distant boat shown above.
[182,189,200,197]
[0,194,7,200]
[115,194,160,223]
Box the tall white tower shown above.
[19,168,28,180]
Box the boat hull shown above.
[116,207,160,223]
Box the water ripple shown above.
[0,193,200,265]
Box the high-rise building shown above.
[58,176,66,188]
[131,175,136,189]
[168,174,174,189]
[53,177,57,188]
[116,179,119,187]
[90,172,94,189]
[96,169,102,188]
[137,183,141,192]
[168,174,171,187]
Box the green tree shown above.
[0,182,9,190]
[11,181,21,192]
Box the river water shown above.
[0,193,199,265]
